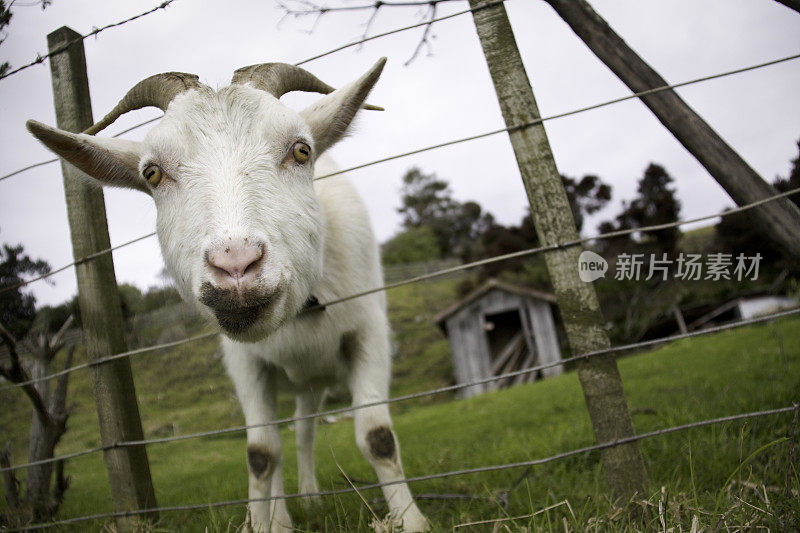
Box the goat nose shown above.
[206,240,265,288]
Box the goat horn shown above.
[231,63,383,111]
[83,72,203,135]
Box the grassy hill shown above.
[1,278,798,531]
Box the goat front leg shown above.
[345,328,430,532]
[224,348,292,533]
[295,388,325,503]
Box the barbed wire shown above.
[11,404,797,531]
[0,0,180,82]
[3,306,797,473]
[0,0,503,185]
[2,50,797,295]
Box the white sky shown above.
[0,0,798,307]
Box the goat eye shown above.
[143,165,163,186]
[292,142,311,164]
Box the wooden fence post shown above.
[468,1,649,499]
[47,26,157,527]
[543,0,800,262]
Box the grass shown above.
[1,278,799,531]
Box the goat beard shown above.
[198,281,279,336]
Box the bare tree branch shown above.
[50,315,74,353]
[50,346,74,417]
[404,1,437,65]
[276,0,460,65]
[0,321,51,426]
[1,316,75,521]
[278,0,460,16]
[1,442,21,510]
[52,459,70,509]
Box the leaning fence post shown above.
[542,0,800,262]
[468,1,649,498]
[46,26,157,527]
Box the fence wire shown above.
[312,52,800,181]
[10,404,797,531]
[3,306,797,474]
[0,115,163,183]
[2,185,798,395]
[312,185,800,308]
[2,4,797,530]
[2,51,798,296]
[0,0,180,82]
[0,0,504,185]
[0,52,800,294]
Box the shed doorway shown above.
[483,309,538,385]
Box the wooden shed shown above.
[434,279,562,399]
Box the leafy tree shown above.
[382,226,441,265]
[598,163,681,255]
[715,138,800,265]
[140,285,182,313]
[118,283,144,320]
[0,0,12,77]
[397,168,493,259]
[773,139,800,202]
[562,174,612,232]
[0,0,52,77]
[31,298,78,335]
[0,239,50,338]
[394,167,613,279]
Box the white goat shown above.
[27,59,429,533]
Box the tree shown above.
[599,163,681,255]
[397,167,494,259]
[117,283,144,320]
[0,0,52,77]
[562,174,612,232]
[0,317,74,526]
[382,226,441,265]
[0,240,50,339]
[715,138,800,265]
[394,167,612,275]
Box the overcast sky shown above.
[1,0,798,307]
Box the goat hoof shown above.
[401,506,430,532]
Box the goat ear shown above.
[26,120,149,194]
[300,58,386,156]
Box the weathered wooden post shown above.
[543,0,800,262]
[46,26,157,527]
[468,1,649,498]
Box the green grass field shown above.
[1,279,798,531]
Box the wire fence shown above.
[0,0,505,185]
[0,0,180,82]
[2,2,799,530]
[9,403,798,531]
[2,184,798,395]
[1,50,798,296]
[3,306,797,474]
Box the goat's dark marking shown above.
[247,445,273,478]
[367,426,396,460]
[339,331,359,364]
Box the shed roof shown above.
[433,278,556,326]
